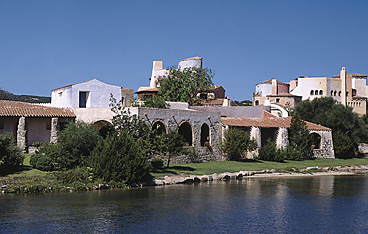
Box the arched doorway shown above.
[179,122,193,146]
[94,120,114,138]
[152,121,166,135]
[310,132,322,149]
[200,123,210,146]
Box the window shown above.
[121,97,125,107]
[141,94,152,101]
[319,90,323,95]
[46,122,51,130]
[255,100,259,106]
[200,93,208,100]
[315,90,318,95]
[334,91,337,96]
[276,98,280,103]
[330,90,333,96]
[79,92,87,108]
[310,90,314,95]
[338,91,341,96]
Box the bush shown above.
[52,168,92,184]
[151,158,164,169]
[186,147,201,163]
[30,154,54,171]
[221,127,257,160]
[38,121,102,170]
[258,139,284,162]
[0,132,24,171]
[88,131,151,184]
[333,129,355,159]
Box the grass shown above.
[151,158,368,179]
[1,154,46,178]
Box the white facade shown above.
[51,79,123,108]
[145,56,203,90]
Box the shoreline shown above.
[152,166,368,186]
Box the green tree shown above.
[38,121,102,170]
[88,131,150,184]
[292,97,368,158]
[0,132,23,172]
[258,139,284,162]
[155,66,214,106]
[288,115,312,159]
[110,94,158,158]
[221,127,257,160]
[156,130,185,167]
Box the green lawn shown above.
[2,154,47,177]
[151,158,368,179]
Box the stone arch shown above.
[179,121,193,146]
[152,120,167,135]
[310,132,322,149]
[94,120,114,138]
[200,123,210,146]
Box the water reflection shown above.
[1,175,368,233]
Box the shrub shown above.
[151,158,164,169]
[221,127,257,160]
[0,132,24,171]
[186,147,201,163]
[38,121,102,170]
[333,129,355,159]
[88,131,151,184]
[258,139,284,162]
[30,153,54,171]
[51,168,92,184]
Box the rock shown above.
[172,177,185,184]
[270,169,276,173]
[306,166,319,170]
[236,174,243,180]
[154,180,165,186]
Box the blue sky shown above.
[1,0,368,100]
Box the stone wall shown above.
[310,130,335,158]
[134,107,224,162]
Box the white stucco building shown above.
[291,67,368,115]
[51,79,133,108]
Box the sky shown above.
[1,0,368,101]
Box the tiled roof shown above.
[333,73,367,78]
[263,111,277,118]
[198,99,225,106]
[267,94,302,97]
[257,79,289,85]
[135,87,159,93]
[221,116,330,130]
[52,79,123,91]
[0,100,76,118]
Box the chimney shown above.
[150,61,163,88]
[271,79,278,95]
[341,67,346,106]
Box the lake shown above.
[1,174,368,233]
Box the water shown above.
[1,175,368,233]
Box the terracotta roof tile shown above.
[257,79,289,85]
[221,116,330,130]
[198,99,225,106]
[0,100,75,118]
